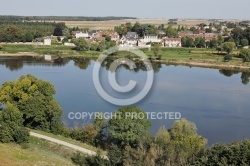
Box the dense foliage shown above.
[0,75,63,133]
[193,140,250,165]
[0,103,29,143]
[73,38,116,52]
[0,22,66,42]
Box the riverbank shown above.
[1,44,250,71]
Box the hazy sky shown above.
[0,0,249,19]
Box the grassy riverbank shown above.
[1,44,250,71]
[0,137,75,166]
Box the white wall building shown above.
[140,34,161,43]
[163,38,182,47]
[76,32,89,38]
[44,38,51,45]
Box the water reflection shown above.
[219,69,250,85]
[0,56,250,85]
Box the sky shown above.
[0,0,249,19]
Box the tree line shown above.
[0,16,136,22]
[0,22,66,42]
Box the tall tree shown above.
[221,42,235,54]
[0,75,63,133]
[108,106,151,148]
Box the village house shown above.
[72,31,89,38]
[126,32,138,39]
[88,30,102,38]
[120,32,139,46]
[162,37,182,47]
[44,38,51,45]
[140,34,161,43]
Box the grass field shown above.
[1,44,249,70]
[0,137,75,166]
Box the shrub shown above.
[239,49,250,62]
[0,44,2,50]
[13,127,30,144]
[224,54,233,61]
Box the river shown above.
[0,56,249,145]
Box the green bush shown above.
[224,54,233,61]
[239,49,250,62]
[0,44,2,50]
[13,127,30,144]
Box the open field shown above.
[0,137,75,166]
[63,18,244,30]
[63,18,168,29]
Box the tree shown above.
[209,38,218,48]
[193,140,250,165]
[153,44,161,59]
[186,37,194,47]
[108,106,151,148]
[132,22,141,32]
[155,126,170,146]
[0,25,23,42]
[170,119,207,164]
[75,38,90,51]
[239,49,250,62]
[0,103,29,143]
[25,32,33,42]
[97,41,106,52]
[53,27,63,36]
[241,39,249,47]
[105,36,111,42]
[0,75,63,133]
[165,25,178,37]
[221,42,235,54]
[181,37,187,47]
[217,35,224,46]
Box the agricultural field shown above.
[62,18,242,30]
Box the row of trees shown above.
[115,22,158,37]
[70,106,250,166]
[0,22,66,42]
[73,38,116,52]
[0,16,136,22]
[70,107,207,166]
[114,22,185,38]
[181,35,226,48]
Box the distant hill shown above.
[0,15,137,22]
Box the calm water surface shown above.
[0,56,250,145]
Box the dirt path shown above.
[30,132,108,159]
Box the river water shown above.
[0,56,249,145]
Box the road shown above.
[30,132,108,159]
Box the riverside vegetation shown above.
[0,75,250,165]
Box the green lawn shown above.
[1,44,248,68]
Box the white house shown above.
[76,32,89,38]
[163,38,182,47]
[44,38,51,45]
[140,34,161,43]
